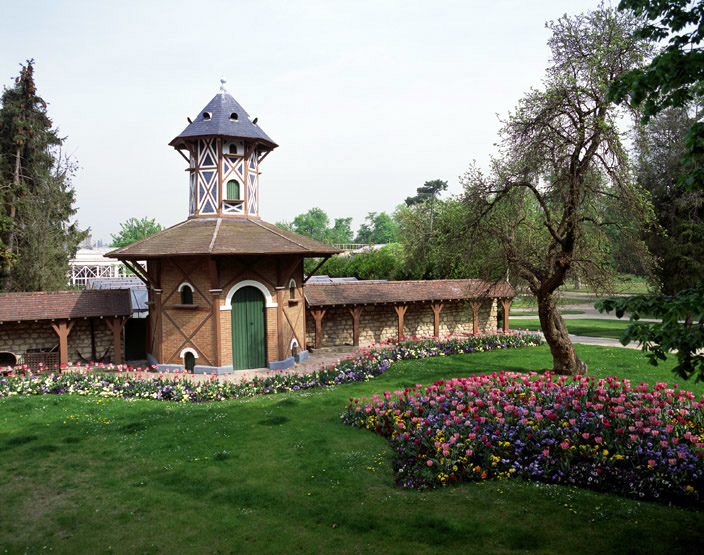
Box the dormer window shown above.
[226,180,240,200]
[202,112,212,121]
[230,112,238,121]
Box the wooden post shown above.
[104,317,129,364]
[50,319,75,367]
[471,302,482,334]
[394,304,408,341]
[310,308,327,349]
[348,306,364,347]
[430,303,443,337]
[501,299,512,332]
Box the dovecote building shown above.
[108,85,339,373]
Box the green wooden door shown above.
[231,286,266,370]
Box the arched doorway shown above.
[231,286,266,369]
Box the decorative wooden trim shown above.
[310,308,327,349]
[393,304,408,341]
[348,306,364,347]
[430,302,444,337]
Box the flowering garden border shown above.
[0,331,542,401]
[342,371,704,506]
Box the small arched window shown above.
[289,278,297,300]
[184,352,195,371]
[181,284,193,305]
[229,143,238,154]
[227,180,240,200]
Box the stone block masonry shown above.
[305,299,497,347]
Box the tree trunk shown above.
[537,291,587,375]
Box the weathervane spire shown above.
[220,76,227,95]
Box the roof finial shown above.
[220,76,227,95]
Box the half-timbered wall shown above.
[187,139,261,218]
[305,300,497,347]
[152,255,305,370]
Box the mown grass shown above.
[509,309,585,317]
[513,318,631,340]
[1,345,702,554]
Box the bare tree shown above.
[461,7,653,375]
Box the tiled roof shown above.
[107,218,341,259]
[0,290,132,322]
[304,279,515,307]
[169,92,277,149]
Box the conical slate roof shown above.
[169,92,277,148]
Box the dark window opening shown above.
[181,285,193,305]
[229,143,238,154]
[230,112,238,121]
[203,112,212,121]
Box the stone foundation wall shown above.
[305,300,497,347]
[0,319,116,365]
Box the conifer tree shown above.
[0,60,86,291]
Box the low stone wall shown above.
[305,300,497,347]
[0,319,117,365]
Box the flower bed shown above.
[0,331,542,402]
[342,372,704,506]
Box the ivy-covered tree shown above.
[110,217,164,248]
[0,60,86,291]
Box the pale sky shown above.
[1,0,606,244]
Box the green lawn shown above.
[509,309,585,317]
[512,318,631,340]
[1,346,702,554]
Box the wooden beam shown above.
[348,306,364,347]
[303,255,331,283]
[430,302,443,338]
[393,304,408,341]
[211,289,222,367]
[310,308,327,349]
[501,298,512,332]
